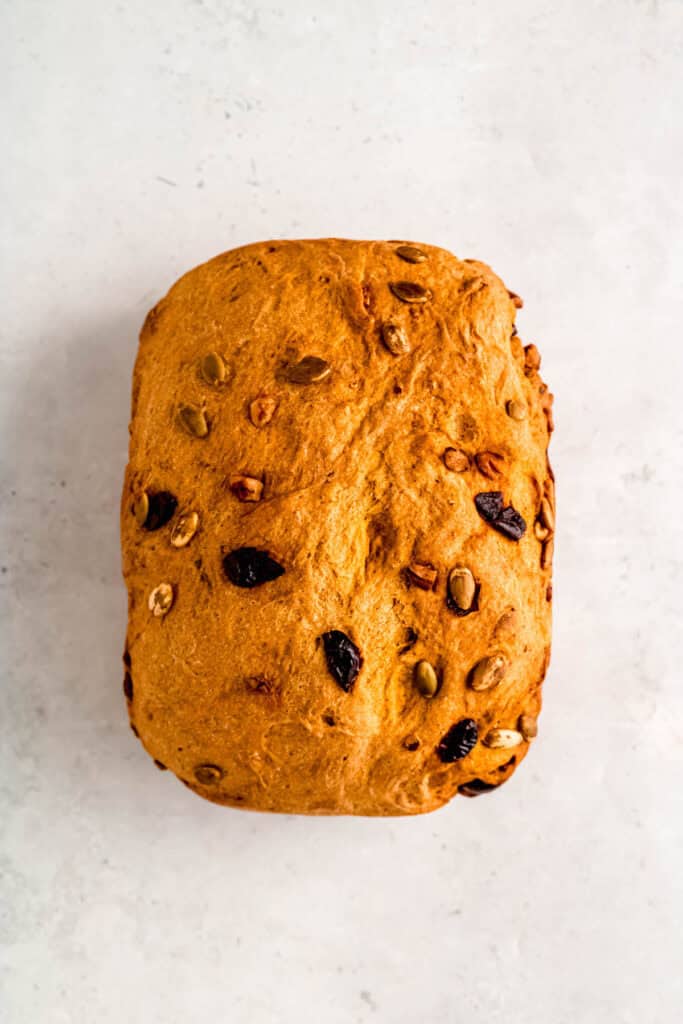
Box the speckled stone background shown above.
[2,2,682,1022]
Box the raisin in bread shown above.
[120,238,554,816]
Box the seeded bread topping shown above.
[120,238,555,816]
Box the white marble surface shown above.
[2,2,682,1021]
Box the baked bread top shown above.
[121,238,554,815]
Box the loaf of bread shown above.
[120,238,555,815]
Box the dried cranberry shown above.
[143,491,178,531]
[321,630,363,692]
[475,490,504,521]
[459,778,497,797]
[495,506,527,540]
[436,719,478,763]
[474,491,526,541]
[123,672,133,701]
[223,547,285,588]
[123,649,131,668]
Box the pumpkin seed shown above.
[389,281,432,304]
[518,714,538,740]
[493,607,517,636]
[459,778,498,797]
[534,520,551,542]
[475,451,505,478]
[469,652,507,692]
[170,511,199,548]
[148,582,174,617]
[200,351,226,385]
[381,322,410,355]
[193,763,224,784]
[541,536,554,569]
[177,404,209,438]
[448,567,476,612]
[249,396,277,426]
[407,562,438,591]
[133,491,149,526]
[414,660,438,698]
[483,728,523,749]
[539,496,555,531]
[506,399,527,421]
[395,244,427,264]
[284,355,331,384]
[229,475,263,502]
[443,447,469,472]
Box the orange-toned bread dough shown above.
[121,239,554,815]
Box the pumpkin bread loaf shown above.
[120,238,555,815]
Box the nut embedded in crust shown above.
[406,561,438,591]
[469,653,507,692]
[200,351,226,385]
[229,475,264,502]
[447,566,477,614]
[148,582,174,617]
[443,447,469,472]
[177,404,209,438]
[482,728,524,749]
[414,660,439,698]
[474,451,505,479]
[249,396,277,426]
[170,511,200,548]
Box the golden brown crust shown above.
[120,238,554,815]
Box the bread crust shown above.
[120,239,554,815]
